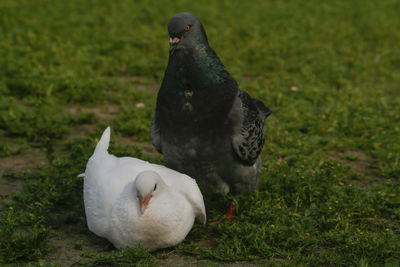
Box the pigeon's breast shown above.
[161,125,234,176]
[158,49,237,125]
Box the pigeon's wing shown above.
[150,116,162,153]
[231,90,272,165]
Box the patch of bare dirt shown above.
[118,76,159,91]
[0,148,47,210]
[45,226,111,266]
[158,254,260,267]
[0,147,46,176]
[67,104,119,121]
[158,254,202,267]
[329,150,380,185]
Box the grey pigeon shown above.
[151,13,271,195]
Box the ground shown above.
[1,0,400,266]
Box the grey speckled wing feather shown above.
[232,90,272,165]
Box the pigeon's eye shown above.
[154,184,157,191]
[185,25,191,32]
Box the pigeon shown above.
[82,127,206,251]
[151,13,271,195]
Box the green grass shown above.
[1,0,400,266]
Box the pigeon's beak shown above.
[169,37,180,45]
[169,37,180,53]
[139,195,152,214]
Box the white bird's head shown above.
[135,171,166,214]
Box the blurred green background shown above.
[0,0,399,266]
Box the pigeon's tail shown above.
[94,126,111,155]
[253,98,272,120]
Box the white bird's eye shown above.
[154,184,157,191]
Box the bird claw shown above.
[208,202,235,227]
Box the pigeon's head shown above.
[135,170,166,214]
[168,13,208,53]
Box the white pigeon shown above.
[82,126,206,251]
